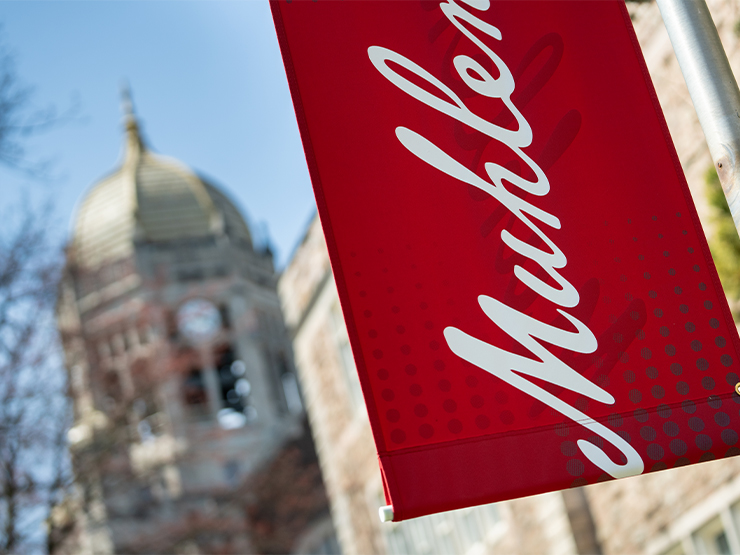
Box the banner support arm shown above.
[655,0,740,235]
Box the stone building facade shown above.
[278,2,740,554]
[57,98,335,554]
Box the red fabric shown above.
[272,0,740,520]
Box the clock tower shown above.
[56,93,335,554]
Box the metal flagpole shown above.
[654,0,740,233]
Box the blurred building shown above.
[56,96,336,554]
[277,2,740,555]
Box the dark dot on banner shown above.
[694,264,700,272]
[699,283,707,291]
[683,400,697,414]
[665,345,677,356]
[420,302,428,310]
[727,372,740,386]
[658,234,664,239]
[670,439,688,456]
[655,309,664,317]
[688,247,695,253]
[354,271,361,277]
[675,286,683,295]
[424,321,434,330]
[433,359,446,372]
[663,422,680,437]
[392,306,401,314]
[438,380,451,392]
[555,422,570,437]
[414,404,428,417]
[471,395,484,408]
[387,287,394,294]
[646,367,659,379]
[377,368,389,380]
[405,364,417,376]
[691,340,703,352]
[448,419,463,434]
[381,389,395,402]
[609,315,618,323]
[686,322,696,333]
[683,230,688,235]
[465,375,478,387]
[630,389,643,403]
[658,404,672,418]
[726,447,740,457]
[615,257,621,263]
[669,268,676,276]
[401,345,411,355]
[561,441,578,456]
[709,396,723,409]
[689,417,705,432]
[641,348,653,360]
[715,412,731,427]
[639,254,645,261]
[369,330,378,339]
[674,457,690,467]
[636,330,646,340]
[567,459,585,477]
[443,399,458,413]
[644,272,651,280]
[640,426,657,441]
[635,408,649,423]
[419,424,434,439]
[722,429,739,446]
[710,318,720,329]
[429,341,440,350]
[647,444,665,461]
[652,215,657,221]
[364,310,372,318]
[703,376,716,390]
[613,333,624,343]
[396,325,406,334]
[663,251,670,257]
[500,411,515,425]
[391,429,407,444]
[618,431,631,442]
[608,414,624,428]
[475,415,491,430]
[697,358,709,371]
[659,327,670,337]
[722,354,734,367]
[716,336,727,348]
[696,434,713,451]
[676,381,690,395]
[415,283,422,290]
[386,409,400,423]
[699,452,716,462]
[631,311,640,321]
[620,353,630,364]
[373,350,384,360]
[705,301,713,310]
[632,237,637,242]
[671,363,683,376]
[576,398,590,412]
[649,290,658,299]
[680,304,690,314]
[359,290,367,298]
[623,370,636,384]
[495,391,509,404]
[652,385,665,399]
[620,275,627,282]
[410,384,423,397]
[596,374,610,387]
[625,293,634,302]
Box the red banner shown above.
[272,0,740,520]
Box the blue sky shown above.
[0,1,315,267]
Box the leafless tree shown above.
[0,28,72,555]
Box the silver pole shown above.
[655,0,740,233]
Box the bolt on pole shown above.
[655,0,740,235]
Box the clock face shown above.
[176,298,222,343]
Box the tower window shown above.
[183,368,207,406]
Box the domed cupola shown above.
[71,89,252,270]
